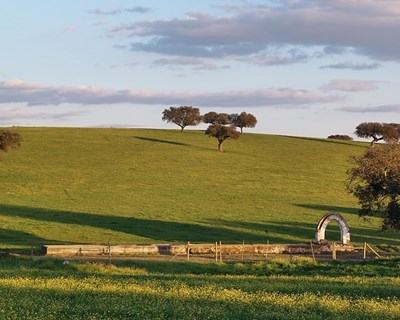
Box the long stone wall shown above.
[43,242,354,257]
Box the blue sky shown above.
[1,0,399,138]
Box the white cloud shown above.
[321,79,382,92]
[0,107,86,123]
[338,104,400,113]
[319,62,382,70]
[0,79,341,108]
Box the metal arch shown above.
[315,212,351,245]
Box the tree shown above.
[0,130,22,153]
[355,122,399,146]
[229,112,257,133]
[205,124,240,152]
[327,134,353,141]
[162,106,202,132]
[203,112,229,125]
[346,143,400,230]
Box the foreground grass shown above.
[0,257,399,320]
[0,127,399,248]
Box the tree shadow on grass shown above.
[294,203,360,215]
[134,136,189,146]
[0,204,278,245]
[215,219,400,244]
[280,135,367,148]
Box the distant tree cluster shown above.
[327,134,353,141]
[0,130,22,153]
[162,106,257,151]
[355,122,400,146]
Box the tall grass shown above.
[0,127,398,248]
[0,258,399,320]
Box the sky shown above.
[1,0,399,138]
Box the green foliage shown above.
[0,127,398,248]
[347,143,400,230]
[0,130,22,152]
[162,106,202,131]
[203,111,230,125]
[229,112,257,133]
[205,124,240,151]
[328,134,353,141]
[0,258,399,319]
[355,122,400,145]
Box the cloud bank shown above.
[109,0,400,63]
[0,79,340,108]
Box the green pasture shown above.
[0,258,399,319]
[0,127,399,248]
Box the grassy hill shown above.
[0,127,399,248]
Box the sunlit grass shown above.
[0,127,398,248]
[0,258,399,320]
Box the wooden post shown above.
[310,241,316,263]
[241,240,244,261]
[332,242,336,260]
[366,243,381,258]
[108,241,111,264]
[219,241,222,262]
[187,241,190,262]
[215,242,218,262]
[289,244,293,262]
[363,242,367,260]
[265,240,269,261]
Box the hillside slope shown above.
[0,127,398,247]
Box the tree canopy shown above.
[229,112,257,133]
[347,143,400,230]
[162,106,202,132]
[203,112,229,125]
[355,122,400,146]
[327,134,353,141]
[0,130,22,153]
[205,124,240,152]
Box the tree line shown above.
[162,106,257,152]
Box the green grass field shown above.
[0,257,399,320]
[0,127,399,248]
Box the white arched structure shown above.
[315,212,351,245]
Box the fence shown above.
[40,241,400,263]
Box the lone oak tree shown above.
[347,143,400,230]
[205,124,240,152]
[355,122,399,146]
[229,112,257,133]
[162,106,202,132]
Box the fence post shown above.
[332,242,336,260]
[265,240,269,261]
[363,242,367,260]
[310,241,316,263]
[187,241,190,262]
[241,240,244,261]
[366,243,381,258]
[108,241,111,264]
[219,241,222,262]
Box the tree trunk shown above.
[217,140,223,152]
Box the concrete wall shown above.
[43,242,354,257]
